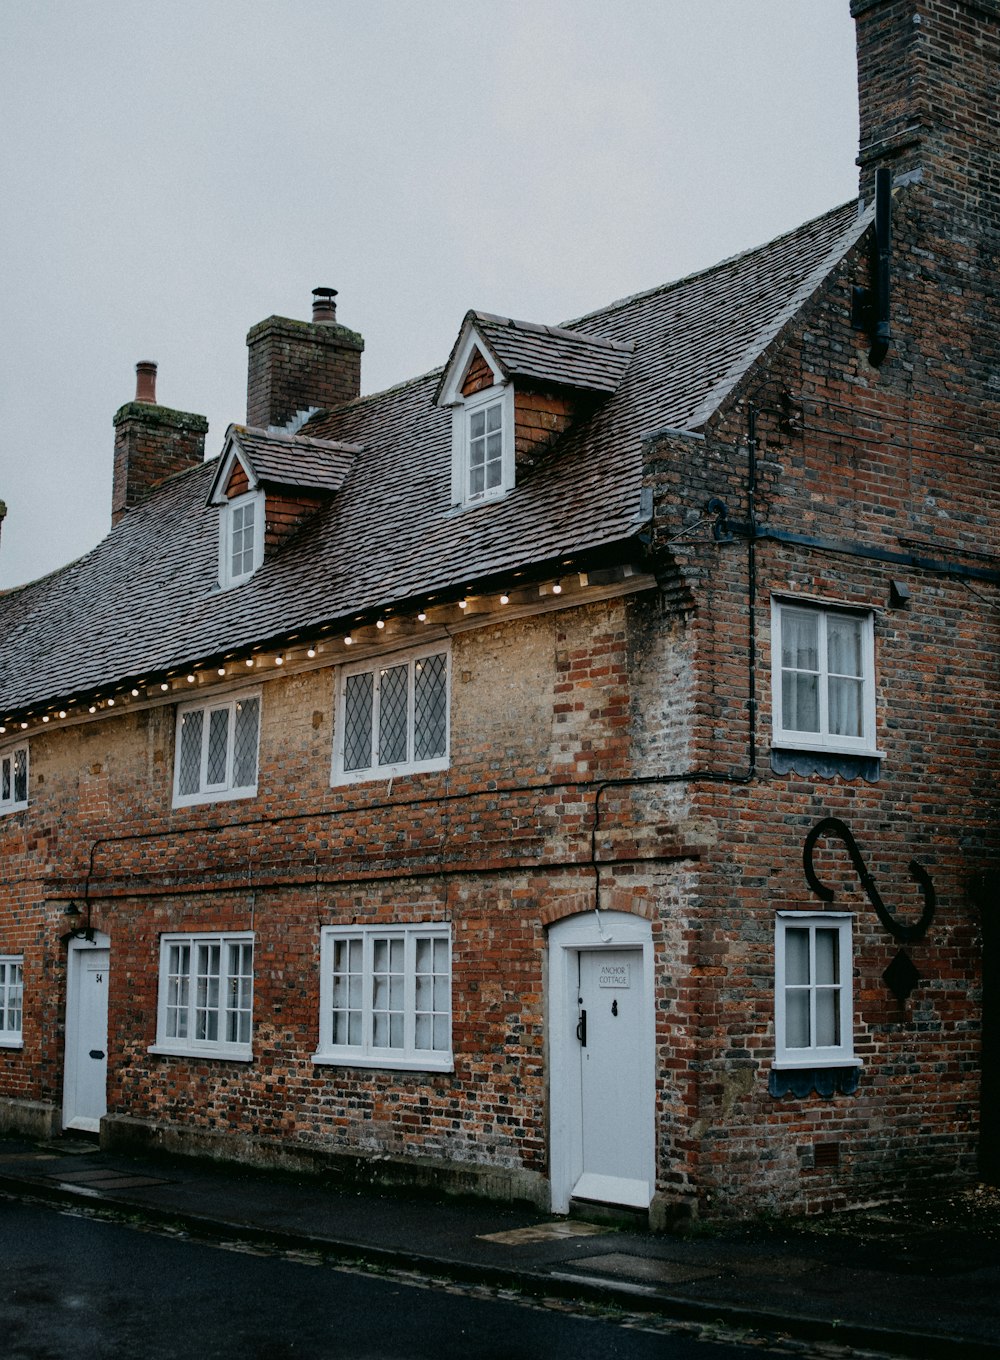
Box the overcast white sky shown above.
[0,1,860,590]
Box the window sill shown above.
[172,786,258,809]
[772,1057,862,1070]
[148,1044,253,1063]
[772,739,884,760]
[0,1037,24,1049]
[312,1051,454,1074]
[333,758,449,787]
[0,803,29,817]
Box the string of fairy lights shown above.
[0,569,609,739]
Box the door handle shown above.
[575,1010,587,1047]
[89,1050,105,1060]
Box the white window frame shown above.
[771,598,880,757]
[219,488,265,590]
[172,691,261,808]
[0,742,29,815]
[332,644,450,785]
[313,923,453,1072]
[149,931,254,1061]
[452,383,515,507]
[773,912,859,1069]
[0,955,24,1047]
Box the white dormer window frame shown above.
[219,488,265,589]
[438,327,515,509]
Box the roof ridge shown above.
[233,424,362,453]
[473,312,634,353]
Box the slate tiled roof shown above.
[0,199,869,717]
[224,426,360,495]
[451,313,635,395]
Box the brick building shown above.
[0,0,997,1224]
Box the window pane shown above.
[225,942,254,1045]
[195,944,220,1042]
[232,697,260,788]
[814,929,839,985]
[1,756,9,801]
[470,462,485,496]
[178,709,204,795]
[343,672,374,772]
[785,929,810,985]
[470,410,485,439]
[782,611,818,671]
[413,654,447,760]
[827,615,863,679]
[829,676,863,738]
[378,665,408,766]
[785,990,810,1048]
[231,501,256,578]
[12,749,27,803]
[815,989,840,1047]
[206,707,230,786]
[485,403,502,433]
[166,943,190,1039]
[782,671,819,733]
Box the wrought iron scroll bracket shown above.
[803,816,935,943]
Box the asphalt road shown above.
[2,1197,761,1360]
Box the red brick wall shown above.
[641,160,999,1213]
[246,317,363,430]
[111,404,208,525]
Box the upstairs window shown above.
[150,932,254,1061]
[0,743,28,815]
[457,386,513,506]
[333,646,449,784]
[774,913,856,1068]
[173,693,261,807]
[771,600,878,756]
[220,490,264,589]
[0,956,23,1046]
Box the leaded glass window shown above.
[335,649,449,782]
[0,744,29,813]
[173,695,260,806]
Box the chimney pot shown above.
[312,287,338,323]
[135,360,158,404]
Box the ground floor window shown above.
[774,912,855,1067]
[150,932,254,1061]
[314,924,452,1072]
[0,955,23,1045]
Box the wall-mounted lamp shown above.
[60,899,96,945]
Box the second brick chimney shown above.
[246,287,364,430]
[112,362,208,524]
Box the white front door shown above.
[574,947,650,1207]
[548,913,655,1213]
[63,935,110,1132]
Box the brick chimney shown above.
[246,287,364,430]
[111,362,209,525]
[853,0,1000,213]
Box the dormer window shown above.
[207,425,359,589]
[435,310,633,512]
[221,490,264,588]
[464,387,511,503]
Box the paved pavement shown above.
[1,1133,997,1357]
